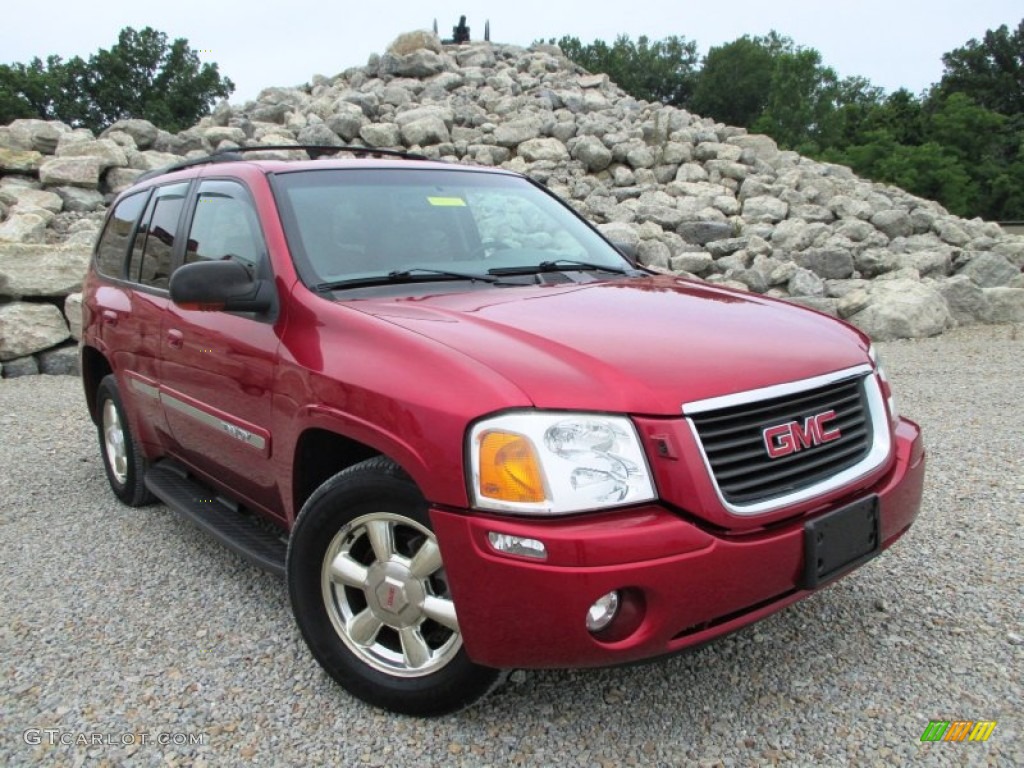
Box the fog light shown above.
[487,532,547,560]
[586,590,620,633]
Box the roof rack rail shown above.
[135,144,430,183]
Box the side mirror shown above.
[169,260,273,313]
[611,241,638,265]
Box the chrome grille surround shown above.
[683,365,891,516]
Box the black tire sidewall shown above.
[287,458,500,716]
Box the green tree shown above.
[552,34,699,106]
[927,92,1006,164]
[690,36,774,127]
[857,88,927,145]
[753,47,841,151]
[0,26,234,133]
[938,19,1024,116]
[824,132,978,215]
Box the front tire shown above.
[95,374,155,506]
[287,457,501,715]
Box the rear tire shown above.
[287,456,502,715]
[95,375,155,507]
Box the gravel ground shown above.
[1,324,1021,768]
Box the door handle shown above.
[166,328,184,349]
[101,310,118,327]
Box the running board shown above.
[145,461,287,577]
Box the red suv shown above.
[80,147,925,715]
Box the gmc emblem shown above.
[762,410,841,459]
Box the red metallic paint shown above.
[431,418,923,668]
[356,276,872,414]
[82,157,926,674]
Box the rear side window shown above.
[128,182,189,289]
[95,191,148,278]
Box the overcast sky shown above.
[2,1,1020,105]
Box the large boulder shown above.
[380,50,446,78]
[386,30,444,56]
[105,168,145,194]
[38,157,103,188]
[104,119,159,150]
[399,117,449,147]
[981,287,1024,324]
[870,209,913,239]
[0,148,44,173]
[129,150,182,172]
[677,221,735,245]
[0,302,70,360]
[518,138,569,163]
[937,275,988,325]
[64,293,83,341]
[494,118,544,148]
[0,243,92,296]
[0,186,63,214]
[325,103,369,142]
[55,138,128,170]
[359,123,402,147]
[792,248,855,280]
[0,213,47,244]
[1,355,38,378]
[6,119,68,153]
[54,187,106,213]
[956,252,1020,288]
[848,280,952,340]
[38,345,79,375]
[742,196,788,223]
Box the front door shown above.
[158,179,285,521]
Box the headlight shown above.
[468,412,656,515]
[868,345,898,425]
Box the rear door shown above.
[89,183,191,452]
[158,179,285,521]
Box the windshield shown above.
[272,168,632,288]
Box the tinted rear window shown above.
[95,191,148,278]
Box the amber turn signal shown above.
[477,431,547,503]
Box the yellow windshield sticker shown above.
[427,196,467,207]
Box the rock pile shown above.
[1,30,1023,377]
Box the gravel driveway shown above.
[1,325,1021,767]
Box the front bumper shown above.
[430,417,924,669]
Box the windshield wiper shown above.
[488,259,631,276]
[387,267,500,283]
[315,267,499,291]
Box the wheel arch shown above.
[288,401,468,525]
[291,427,385,523]
[80,345,113,424]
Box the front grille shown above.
[688,374,873,506]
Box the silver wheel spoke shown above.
[321,510,463,678]
[329,552,369,588]
[408,538,443,579]
[399,627,431,669]
[365,520,394,562]
[421,595,459,631]
[103,402,128,484]
[347,609,383,646]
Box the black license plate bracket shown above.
[803,495,880,588]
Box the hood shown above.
[351,275,869,416]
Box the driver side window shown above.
[184,181,265,271]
